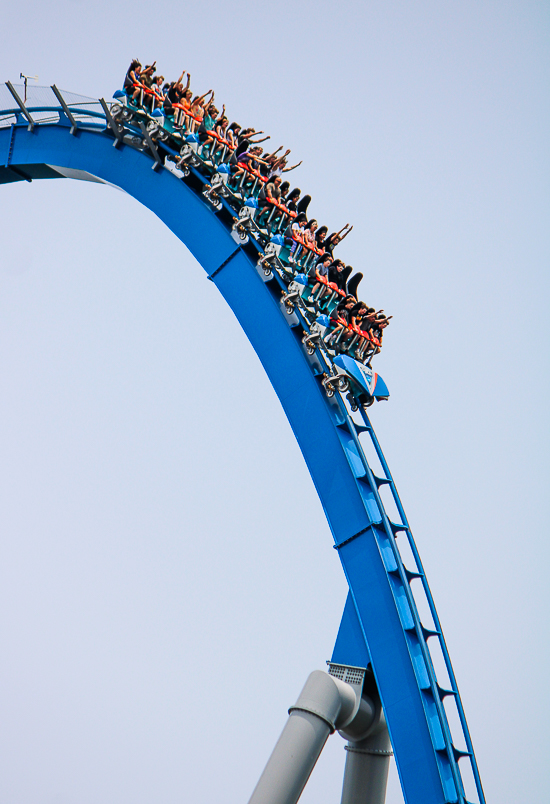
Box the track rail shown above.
[0,84,485,804]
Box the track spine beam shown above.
[0,97,486,804]
[356,409,485,802]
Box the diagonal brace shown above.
[138,122,163,171]
[51,85,78,135]
[99,98,124,148]
[5,81,35,131]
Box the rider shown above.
[325,224,353,256]
[285,212,307,264]
[124,60,142,94]
[258,176,283,222]
[308,253,332,304]
[325,295,357,349]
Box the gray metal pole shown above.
[339,707,392,804]
[247,706,331,804]
[247,670,358,804]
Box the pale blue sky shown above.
[0,2,549,803]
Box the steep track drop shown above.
[0,83,485,804]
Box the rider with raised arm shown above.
[363,312,393,363]
[232,128,271,163]
[272,155,303,177]
[163,71,190,121]
[259,146,285,177]
[325,223,353,256]
[231,146,270,188]
[167,70,190,102]
[199,98,226,151]
[266,148,290,176]
[349,302,375,360]
[136,63,157,103]
[130,61,156,104]
[187,88,214,132]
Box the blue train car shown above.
[323,353,389,409]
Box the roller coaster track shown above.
[0,83,485,804]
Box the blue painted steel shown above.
[333,354,389,400]
[373,373,389,398]
[0,96,485,804]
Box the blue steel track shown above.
[0,86,485,804]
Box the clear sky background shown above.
[0,2,548,803]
